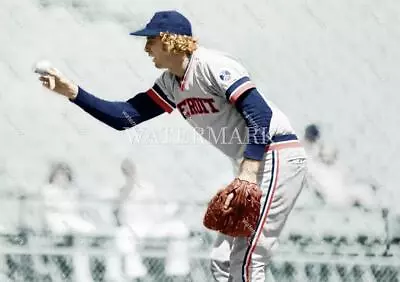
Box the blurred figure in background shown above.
[42,162,94,234]
[112,158,190,281]
[301,123,384,210]
[107,158,148,281]
[39,161,95,281]
[292,124,389,262]
[303,123,323,160]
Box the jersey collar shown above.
[178,52,196,91]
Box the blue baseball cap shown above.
[130,10,192,37]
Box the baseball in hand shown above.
[33,60,53,75]
[34,60,55,90]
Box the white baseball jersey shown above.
[147,47,296,159]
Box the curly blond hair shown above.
[160,32,198,55]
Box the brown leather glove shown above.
[203,178,262,237]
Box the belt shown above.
[265,134,303,152]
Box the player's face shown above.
[145,36,171,69]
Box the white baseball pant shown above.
[211,142,307,282]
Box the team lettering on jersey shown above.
[177,97,219,118]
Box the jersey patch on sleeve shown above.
[219,70,232,82]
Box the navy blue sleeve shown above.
[71,87,165,130]
[234,88,273,160]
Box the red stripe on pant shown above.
[243,150,280,282]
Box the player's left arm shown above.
[234,88,272,183]
[203,58,272,182]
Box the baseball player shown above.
[37,10,307,282]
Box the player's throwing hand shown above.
[34,61,78,99]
